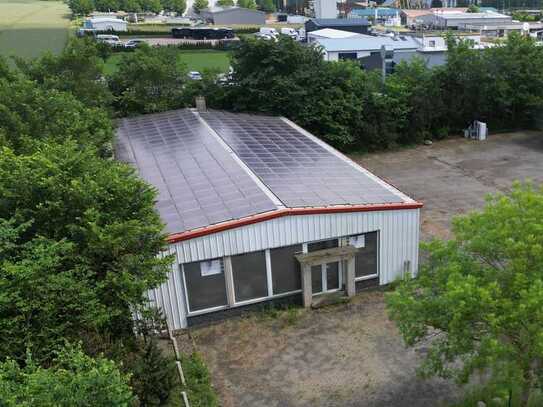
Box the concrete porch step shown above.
[311,291,349,309]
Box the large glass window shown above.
[231,251,268,302]
[270,244,302,295]
[354,231,378,278]
[183,258,227,312]
[307,239,338,252]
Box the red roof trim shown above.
[166,201,423,244]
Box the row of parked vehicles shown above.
[96,34,145,48]
[255,27,303,41]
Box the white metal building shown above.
[116,109,422,330]
[84,17,128,31]
[307,28,365,43]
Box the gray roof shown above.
[316,35,419,52]
[310,18,370,26]
[116,109,409,235]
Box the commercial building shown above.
[305,18,371,37]
[419,11,512,29]
[84,17,128,31]
[199,6,266,25]
[314,35,420,65]
[307,28,364,43]
[116,109,422,329]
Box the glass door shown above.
[311,261,342,295]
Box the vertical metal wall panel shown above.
[148,209,420,329]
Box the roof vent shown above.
[195,96,207,113]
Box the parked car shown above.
[96,34,122,46]
[255,32,275,41]
[124,39,146,49]
[259,27,278,37]
[188,71,202,80]
[280,27,298,39]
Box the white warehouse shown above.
[116,109,422,329]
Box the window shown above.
[270,244,302,295]
[354,231,378,278]
[183,258,227,312]
[307,239,338,252]
[429,40,436,47]
[339,52,357,60]
[231,251,268,302]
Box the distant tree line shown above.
[69,0,274,16]
[209,33,543,151]
[68,0,187,15]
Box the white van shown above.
[280,27,298,39]
[96,34,121,46]
[259,27,278,37]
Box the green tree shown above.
[162,0,186,14]
[0,220,107,364]
[224,37,394,150]
[387,183,543,406]
[108,46,188,114]
[0,76,113,155]
[192,0,209,12]
[0,345,134,406]
[0,142,170,343]
[386,58,447,142]
[94,0,120,11]
[68,0,95,15]
[216,0,234,6]
[16,38,113,110]
[256,0,275,12]
[120,0,142,11]
[466,4,480,12]
[237,0,256,8]
[139,0,162,12]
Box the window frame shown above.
[231,250,269,305]
[352,230,380,282]
[180,259,229,316]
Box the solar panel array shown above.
[200,111,403,207]
[116,110,277,234]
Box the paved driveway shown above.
[188,131,543,407]
[355,131,543,240]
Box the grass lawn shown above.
[0,0,70,60]
[104,50,231,75]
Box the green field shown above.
[0,0,70,60]
[104,50,231,75]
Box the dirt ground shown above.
[187,131,543,407]
[190,291,456,407]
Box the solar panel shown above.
[200,110,403,207]
[116,110,277,234]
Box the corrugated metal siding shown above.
[145,246,188,330]
[149,208,420,329]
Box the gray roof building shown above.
[117,108,422,330]
[199,6,266,25]
[116,109,408,235]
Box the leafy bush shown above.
[0,345,134,407]
[124,339,177,406]
[0,142,170,363]
[181,353,219,407]
[108,45,189,114]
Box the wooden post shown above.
[346,257,356,297]
[301,264,312,308]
